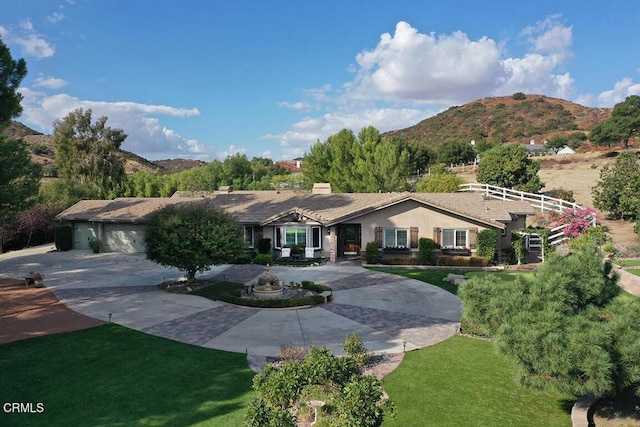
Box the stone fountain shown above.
[252,265,284,298]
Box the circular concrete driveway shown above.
[0,246,461,357]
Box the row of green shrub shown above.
[436,255,490,267]
[300,280,331,292]
[218,290,325,308]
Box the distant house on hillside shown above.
[523,140,546,156]
[557,146,576,156]
[278,158,303,174]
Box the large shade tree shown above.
[476,143,544,192]
[303,126,411,192]
[0,36,27,128]
[144,201,245,282]
[0,37,40,251]
[590,95,640,149]
[592,150,640,221]
[53,108,127,200]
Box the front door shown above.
[338,224,361,256]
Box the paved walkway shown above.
[0,246,461,357]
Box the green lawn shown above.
[192,281,245,300]
[383,336,574,427]
[0,324,253,426]
[613,259,640,267]
[368,267,532,294]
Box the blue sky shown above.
[2,1,640,161]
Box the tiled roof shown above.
[57,191,535,227]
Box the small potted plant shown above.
[33,272,44,288]
[89,237,101,253]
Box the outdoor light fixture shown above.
[108,313,112,322]
[403,341,407,352]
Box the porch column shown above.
[329,226,337,263]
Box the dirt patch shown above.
[0,278,104,344]
[457,152,640,251]
[591,388,640,427]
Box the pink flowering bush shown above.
[548,207,597,238]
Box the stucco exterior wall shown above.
[355,199,494,246]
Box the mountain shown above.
[382,94,611,147]
[2,121,205,174]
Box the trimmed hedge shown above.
[436,255,490,267]
[419,237,436,265]
[365,241,380,264]
[476,229,497,260]
[54,225,73,251]
[253,253,274,265]
[218,291,325,308]
[301,280,331,292]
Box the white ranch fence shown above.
[458,183,596,249]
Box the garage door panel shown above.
[104,224,146,253]
[73,222,96,249]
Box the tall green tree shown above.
[53,108,127,199]
[303,126,411,192]
[0,37,27,129]
[592,151,640,220]
[144,201,244,282]
[476,143,544,192]
[436,140,476,166]
[590,95,640,149]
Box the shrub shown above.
[218,292,324,308]
[277,344,306,363]
[342,331,371,370]
[232,250,255,264]
[418,237,435,265]
[512,92,526,100]
[476,229,497,260]
[254,253,274,265]
[89,237,101,253]
[300,281,331,292]
[386,256,418,265]
[54,225,72,251]
[436,256,489,267]
[365,241,380,264]
[257,238,272,254]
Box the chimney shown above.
[312,183,332,194]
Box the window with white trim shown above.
[244,226,254,247]
[442,228,468,249]
[384,228,409,248]
[274,226,322,249]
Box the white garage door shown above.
[73,222,96,250]
[104,224,147,253]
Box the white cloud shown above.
[218,145,246,160]
[595,77,640,106]
[18,88,207,160]
[0,24,55,58]
[521,14,572,58]
[47,12,65,24]
[264,107,432,159]
[33,75,67,89]
[268,17,576,159]
[352,22,504,104]
[277,101,313,111]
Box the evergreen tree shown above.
[476,143,544,192]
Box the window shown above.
[274,226,322,249]
[311,226,321,248]
[285,227,306,247]
[244,226,254,247]
[442,228,468,249]
[384,228,408,248]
